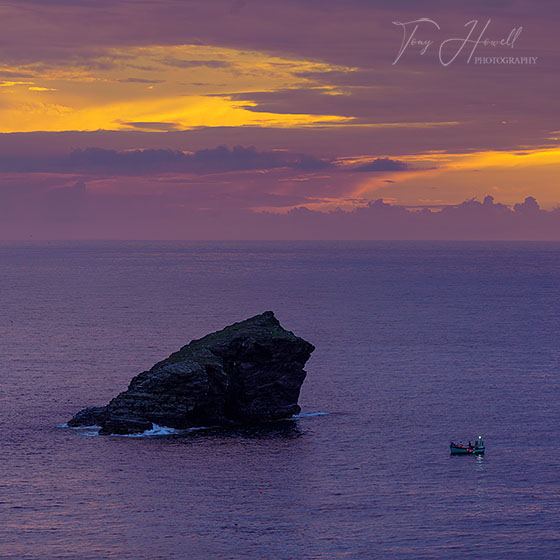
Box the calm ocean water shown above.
[1,241,559,559]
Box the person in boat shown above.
[468,440,472,448]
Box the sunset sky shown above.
[1,0,559,238]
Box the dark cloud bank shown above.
[252,196,558,241]
[236,196,560,241]
[0,146,332,175]
[0,145,409,175]
[3,186,560,240]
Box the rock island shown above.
[68,311,314,435]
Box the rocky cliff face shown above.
[68,312,314,435]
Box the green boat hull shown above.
[450,446,485,454]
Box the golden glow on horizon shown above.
[352,148,560,209]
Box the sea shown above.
[1,241,559,559]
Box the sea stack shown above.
[68,311,315,435]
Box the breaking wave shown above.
[122,424,181,437]
[292,411,328,418]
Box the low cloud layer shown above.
[3,187,560,241]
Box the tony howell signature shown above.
[392,18,533,66]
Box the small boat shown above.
[450,435,485,454]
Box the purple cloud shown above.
[0,145,333,175]
[352,157,408,172]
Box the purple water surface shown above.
[1,241,559,559]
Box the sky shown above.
[0,0,559,239]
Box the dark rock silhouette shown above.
[68,312,314,435]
